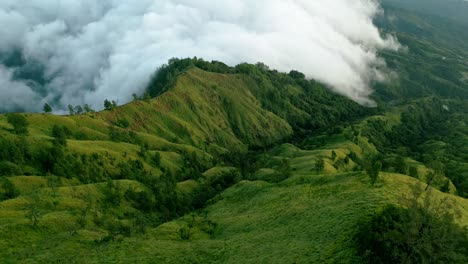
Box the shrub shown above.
[0,161,23,176]
[6,113,29,135]
[43,103,52,113]
[0,177,19,201]
[179,226,191,240]
[356,187,468,263]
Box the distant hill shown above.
[382,0,468,26]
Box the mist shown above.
[0,0,399,112]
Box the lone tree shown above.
[104,99,113,110]
[425,160,444,191]
[6,113,29,135]
[0,177,19,201]
[43,103,52,113]
[315,158,325,173]
[394,156,408,175]
[365,156,382,185]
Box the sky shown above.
[0,0,399,112]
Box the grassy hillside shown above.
[1,138,466,263]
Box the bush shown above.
[7,113,29,135]
[0,177,19,201]
[51,125,69,146]
[0,161,23,176]
[114,118,130,128]
[179,226,191,240]
[356,188,468,263]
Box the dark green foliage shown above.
[83,104,93,113]
[278,158,292,179]
[425,160,444,191]
[0,136,31,170]
[104,100,117,111]
[394,156,408,175]
[179,226,191,240]
[123,167,191,222]
[75,105,83,115]
[51,125,69,146]
[114,118,130,128]
[356,203,468,263]
[0,161,23,176]
[6,114,29,135]
[25,191,43,228]
[315,158,325,173]
[441,179,451,193]
[43,103,52,113]
[101,180,121,207]
[104,100,112,110]
[365,157,382,186]
[68,105,75,115]
[108,127,143,145]
[0,177,19,201]
[409,166,419,178]
[288,70,305,79]
[191,169,241,209]
[138,143,149,159]
[152,152,161,167]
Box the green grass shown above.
[2,142,465,263]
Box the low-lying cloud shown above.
[0,0,399,112]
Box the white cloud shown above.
[0,0,399,112]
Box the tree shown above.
[7,113,29,135]
[152,152,161,167]
[365,158,382,186]
[278,158,292,179]
[356,185,468,264]
[289,70,305,79]
[51,125,68,146]
[75,105,83,115]
[68,105,75,115]
[104,99,113,111]
[83,104,93,113]
[409,166,419,178]
[394,156,408,174]
[43,103,52,113]
[47,175,61,198]
[315,158,325,173]
[0,177,19,201]
[425,160,444,191]
[26,191,43,228]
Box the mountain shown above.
[0,4,467,264]
[382,0,468,27]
